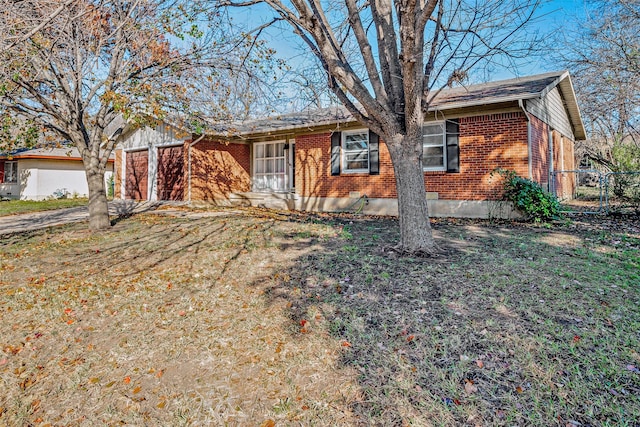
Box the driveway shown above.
[0,200,169,236]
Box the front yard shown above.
[0,198,88,217]
[0,208,639,426]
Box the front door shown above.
[253,141,287,192]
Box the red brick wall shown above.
[426,113,529,200]
[114,150,122,198]
[189,139,250,201]
[295,112,530,201]
[530,115,549,189]
[295,132,397,198]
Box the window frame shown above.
[422,121,447,172]
[253,141,287,192]
[4,161,17,183]
[341,129,370,174]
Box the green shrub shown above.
[107,175,115,199]
[495,169,561,222]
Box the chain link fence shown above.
[604,172,640,214]
[551,170,640,214]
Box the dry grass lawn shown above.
[0,207,639,426]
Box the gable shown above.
[526,87,574,140]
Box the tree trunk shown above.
[85,166,111,231]
[387,134,437,254]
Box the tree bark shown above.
[387,133,437,254]
[85,166,110,231]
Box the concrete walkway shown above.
[0,200,169,236]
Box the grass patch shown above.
[0,198,88,216]
[0,208,639,425]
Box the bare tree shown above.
[0,0,274,229]
[565,0,640,169]
[218,0,542,254]
[0,0,79,52]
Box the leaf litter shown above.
[0,208,639,426]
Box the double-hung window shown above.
[4,161,17,183]
[342,130,369,173]
[254,142,286,191]
[422,122,446,171]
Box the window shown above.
[422,122,446,171]
[342,130,369,173]
[4,161,17,183]
[253,142,286,191]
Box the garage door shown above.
[125,150,148,200]
[157,146,184,201]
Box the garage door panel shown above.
[157,146,184,201]
[125,150,148,200]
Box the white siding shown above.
[526,87,574,140]
[120,123,187,150]
[17,159,113,200]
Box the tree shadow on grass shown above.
[3,208,638,426]
[255,215,640,426]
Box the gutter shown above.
[187,134,205,204]
[518,99,533,180]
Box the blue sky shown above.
[229,0,594,108]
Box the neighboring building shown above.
[114,70,585,218]
[0,146,114,200]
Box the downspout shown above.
[187,134,205,204]
[518,99,533,180]
[548,128,554,195]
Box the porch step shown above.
[229,192,297,210]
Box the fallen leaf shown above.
[341,341,352,347]
[157,401,166,409]
[572,335,581,343]
[476,360,484,368]
[123,376,131,384]
[133,386,142,394]
[260,420,275,427]
[89,377,100,384]
[464,379,478,394]
[406,335,415,342]
[516,386,523,393]
[626,364,640,373]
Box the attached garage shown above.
[125,150,148,200]
[157,146,184,201]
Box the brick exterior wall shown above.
[119,111,573,205]
[530,115,549,189]
[188,139,250,201]
[295,132,397,198]
[114,150,122,198]
[427,113,529,200]
[295,112,530,201]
